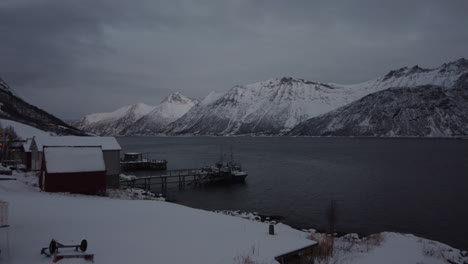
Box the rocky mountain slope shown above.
[122,92,198,135]
[166,58,468,136]
[289,73,468,137]
[0,77,85,136]
[74,103,156,136]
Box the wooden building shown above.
[30,136,121,188]
[21,138,32,170]
[39,146,106,194]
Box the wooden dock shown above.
[120,168,227,194]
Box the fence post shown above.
[269,224,275,235]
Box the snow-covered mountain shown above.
[0,77,85,136]
[74,58,468,136]
[337,58,468,95]
[166,78,360,135]
[75,103,156,136]
[122,92,198,135]
[289,73,468,137]
[166,58,468,135]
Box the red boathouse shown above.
[40,146,107,194]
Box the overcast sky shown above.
[1,0,467,120]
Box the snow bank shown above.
[302,231,467,264]
[119,174,137,181]
[106,188,165,201]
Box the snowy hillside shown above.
[75,103,155,136]
[0,78,85,136]
[289,74,468,137]
[1,174,315,264]
[167,58,468,136]
[122,92,198,135]
[0,118,55,138]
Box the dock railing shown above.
[120,168,222,194]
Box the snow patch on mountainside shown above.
[82,103,154,125]
[76,103,155,136]
[123,92,198,135]
[336,58,468,96]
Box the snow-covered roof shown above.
[44,147,106,173]
[22,138,32,152]
[33,136,121,151]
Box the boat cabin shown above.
[123,153,143,162]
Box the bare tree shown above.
[326,200,337,235]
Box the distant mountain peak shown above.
[162,92,194,104]
[439,58,468,72]
[443,57,467,66]
[381,58,467,82]
[76,92,198,136]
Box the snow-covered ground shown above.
[0,118,55,138]
[1,173,466,264]
[0,173,314,264]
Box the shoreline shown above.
[115,134,468,140]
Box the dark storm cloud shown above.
[1,0,467,119]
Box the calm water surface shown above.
[117,137,468,250]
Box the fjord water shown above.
[117,137,468,250]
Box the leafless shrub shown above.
[308,233,335,262]
[3,126,19,140]
[363,233,384,252]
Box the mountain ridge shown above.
[76,58,468,137]
[0,78,85,136]
[165,58,467,136]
